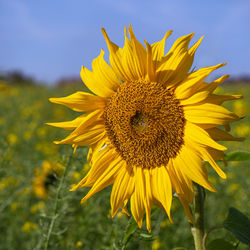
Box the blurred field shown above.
[0,82,249,250]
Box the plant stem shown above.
[44,153,72,250]
[192,183,206,250]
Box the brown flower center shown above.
[103,80,185,168]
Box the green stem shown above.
[192,183,206,250]
[44,154,72,250]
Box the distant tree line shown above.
[0,70,36,86]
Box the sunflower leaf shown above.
[206,239,235,250]
[122,218,138,244]
[224,151,250,161]
[139,233,153,240]
[222,207,250,245]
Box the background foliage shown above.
[0,81,249,249]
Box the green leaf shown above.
[222,207,250,245]
[172,248,186,250]
[224,151,250,161]
[139,233,153,240]
[122,218,138,244]
[207,239,235,250]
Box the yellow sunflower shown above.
[33,160,64,199]
[48,25,243,231]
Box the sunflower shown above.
[33,160,64,199]
[48,26,243,231]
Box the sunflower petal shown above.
[145,40,156,82]
[49,92,106,112]
[206,127,244,141]
[157,33,195,85]
[110,166,135,217]
[130,167,145,228]
[151,166,172,222]
[46,114,86,130]
[184,103,240,127]
[185,122,227,151]
[81,156,123,204]
[205,94,243,105]
[175,63,226,99]
[174,145,216,192]
[102,28,130,81]
[151,30,173,62]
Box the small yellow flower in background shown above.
[23,131,32,141]
[7,133,18,145]
[48,26,243,231]
[21,222,38,232]
[0,177,17,190]
[53,107,67,119]
[11,202,19,212]
[234,123,250,137]
[35,142,58,157]
[83,163,90,173]
[233,100,248,117]
[0,118,4,126]
[32,160,64,199]
[76,241,83,248]
[30,201,45,213]
[117,211,126,219]
[72,171,81,181]
[0,81,9,93]
[152,237,160,250]
[160,219,169,228]
[228,183,241,194]
[36,127,49,138]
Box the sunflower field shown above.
[0,82,249,250]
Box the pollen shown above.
[103,80,185,168]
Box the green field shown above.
[0,83,249,249]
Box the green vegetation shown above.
[0,83,249,249]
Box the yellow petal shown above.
[151,166,172,222]
[121,199,130,216]
[143,168,153,231]
[102,28,130,82]
[130,167,145,228]
[81,156,123,204]
[173,145,216,192]
[180,91,210,105]
[157,33,196,85]
[144,40,156,82]
[151,30,173,62]
[199,147,226,179]
[201,75,230,92]
[46,114,86,130]
[122,26,139,80]
[110,166,135,217]
[84,148,117,187]
[184,103,240,127]
[81,62,116,98]
[185,122,227,151]
[178,195,193,223]
[206,127,244,141]
[167,36,204,86]
[49,92,106,112]
[54,110,104,145]
[175,63,226,99]
[92,49,120,90]
[205,94,243,105]
[168,160,193,203]
[128,25,147,78]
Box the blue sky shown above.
[1,0,250,84]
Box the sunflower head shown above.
[32,160,64,199]
[48,25,243,231]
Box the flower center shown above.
[103,80,185,168]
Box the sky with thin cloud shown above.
[1,0,250,84]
